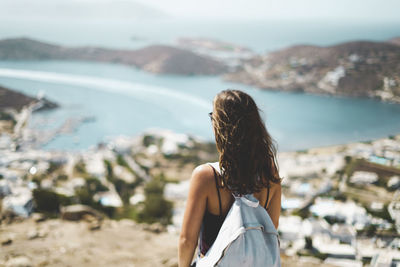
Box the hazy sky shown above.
[134,0,400,21]
[1,0,400,22]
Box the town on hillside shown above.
[1,86,400,266]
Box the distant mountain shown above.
[0,0,169,20]
[388,37,400,46]
[2,37,400,102]
[223,38,400,103]
[0,38,228,75]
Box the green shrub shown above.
[33,188,71,214]
[0,111,15,123]
[323,215,345,225]
[364,204,394,223]
[292,207,310,220]
[344,158,362,178]
[74,177,108,204]
[104,159,113,181]
[116,154,128,167]
[305,236,313,250]
[114,205,138,220]
[144,176,164,195]
[113,178,136,204]
[86,177,108,193]
[47,161,62,174]
[143,135,156,147]
[74,160,87,175]
[103,158,142,204]
[362,224,377,237]
[137,176,173,225]
[138,194,173,225]
[344,156,352,164]
[333,192,347,202]
[74,185,115,218]
[56,173,68,182]
[74,187,94,206]
[116,154,139,177]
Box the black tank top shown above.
[199,165,270,256]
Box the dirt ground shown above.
[1,217,336,267]
[1,218,179,267]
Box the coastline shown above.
[1,14,400,267]
[4,89,400,155]
[1,36,400,104]
[283,132,400,155]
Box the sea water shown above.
[1,60,400,152]
[1,18,400,151]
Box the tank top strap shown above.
[264,185,270,209]
[209,164,222,217]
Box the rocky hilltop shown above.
[0,38,228,75]
[0,85,57,112]
[0,85,58,134]
[223,39,400,103]
[0,216,333,267]
[0,217,179,267]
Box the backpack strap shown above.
[210,165,222,217]
[264,185,270,209]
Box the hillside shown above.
[0,85,57,134]
[0,217,179,267]
[388,37,400,46]
[2,37,400,102]
[0,38,228,75]
[223,39,400,102]
[0,85,57,112]
[0,217,334,267]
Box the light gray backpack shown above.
[197,163,281,267]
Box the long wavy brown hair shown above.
[211,89,281,195]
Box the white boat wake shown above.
[0,68,212,111]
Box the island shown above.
[1,37,400,102]
[0,38,228,75]
[223,39,400,103]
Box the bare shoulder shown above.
[190,164,215,189]
[269,180,282,195]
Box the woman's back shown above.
[178,90,281,267]
[196,162,281,258]
[200,162,281,230]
